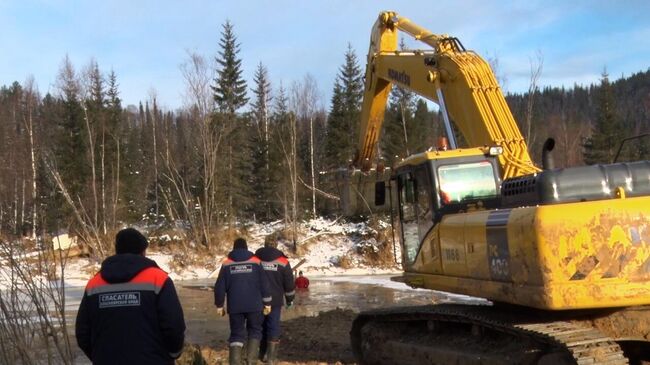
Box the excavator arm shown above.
[355,11,539,178]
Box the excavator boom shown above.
[356,11,538,178]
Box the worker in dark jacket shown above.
[75,228,185,365]
[215,238,272,365]
[255,236,295,364]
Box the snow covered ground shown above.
[325,275,489,304]
[1,218,401,290]
[147,217,401,281]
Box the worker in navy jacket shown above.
[254,236,295,364]
[75,228,186,365]
[215,238,272,365]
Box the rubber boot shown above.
[258,339,267,361]
[266,341,280,365]
[246,338,260,365]
[229,344,243,365]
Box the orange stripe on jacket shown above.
[275,257,289,265]
[86,267,168,291]
[222,256,261,265]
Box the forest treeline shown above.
[0,21,648,252]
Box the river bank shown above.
[68,275,485,364]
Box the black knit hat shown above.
[233,237,247,250]
[115,228,148,254]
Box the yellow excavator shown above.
[350,11,650,364]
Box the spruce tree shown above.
[381,80,416,165]
[270,84,294,219]
[412,99,437,151]
[583,70,623,164]
[251,62,272,143]
[250,63,273,220]
[84,59,106,229]
[141,101,156,214]
[106,71,122,143]
[212,21,249,113]
[324,44,363,169]
[105,70,124,225]
[39,93,66,231]
[87,60,105,109]
[211,20,252,220]
[55,56,88,201]
[121,102,147,221]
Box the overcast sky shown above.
[1,0,649,111]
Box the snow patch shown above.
[2,218,401,289]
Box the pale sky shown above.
[1,0,649,111]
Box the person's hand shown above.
[263,305,272,315]
[216,307,226,317]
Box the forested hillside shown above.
[0,20,648,250]
[507,69,650,167]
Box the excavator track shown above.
[351,304,631,365]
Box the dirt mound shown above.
[281,309,357,364]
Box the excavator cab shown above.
[388,149,503,267]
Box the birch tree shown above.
[272,84,298,249]
[525,50,543,148]
[291,74,321,218]
[106,70,122,228]
[174,51,219,246]
[149,91,160,218]
[22,77,39,238]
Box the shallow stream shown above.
[176,274,485,345]
[68,274,484,363]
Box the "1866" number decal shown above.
[444,248,460,261]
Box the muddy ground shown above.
[68,276,474,364]
[178,308,358,365]
[173,276,451,365]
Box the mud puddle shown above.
[175,275,485,364]
[68,275,484,364]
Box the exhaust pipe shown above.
[542,138,555,170]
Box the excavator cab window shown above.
[437,161,498,205]
[415,167,434,242]
[397,167,434,265]
[398,173,419,264]
[430,157,502,225]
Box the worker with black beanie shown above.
[75,228,186,365]
[114,227,149,254]
[215,237,272,365]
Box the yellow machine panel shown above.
[404,195,650,310]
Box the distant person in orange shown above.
[294,271,309,289]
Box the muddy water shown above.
[70,275,484,363]
[177,275,483,346]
